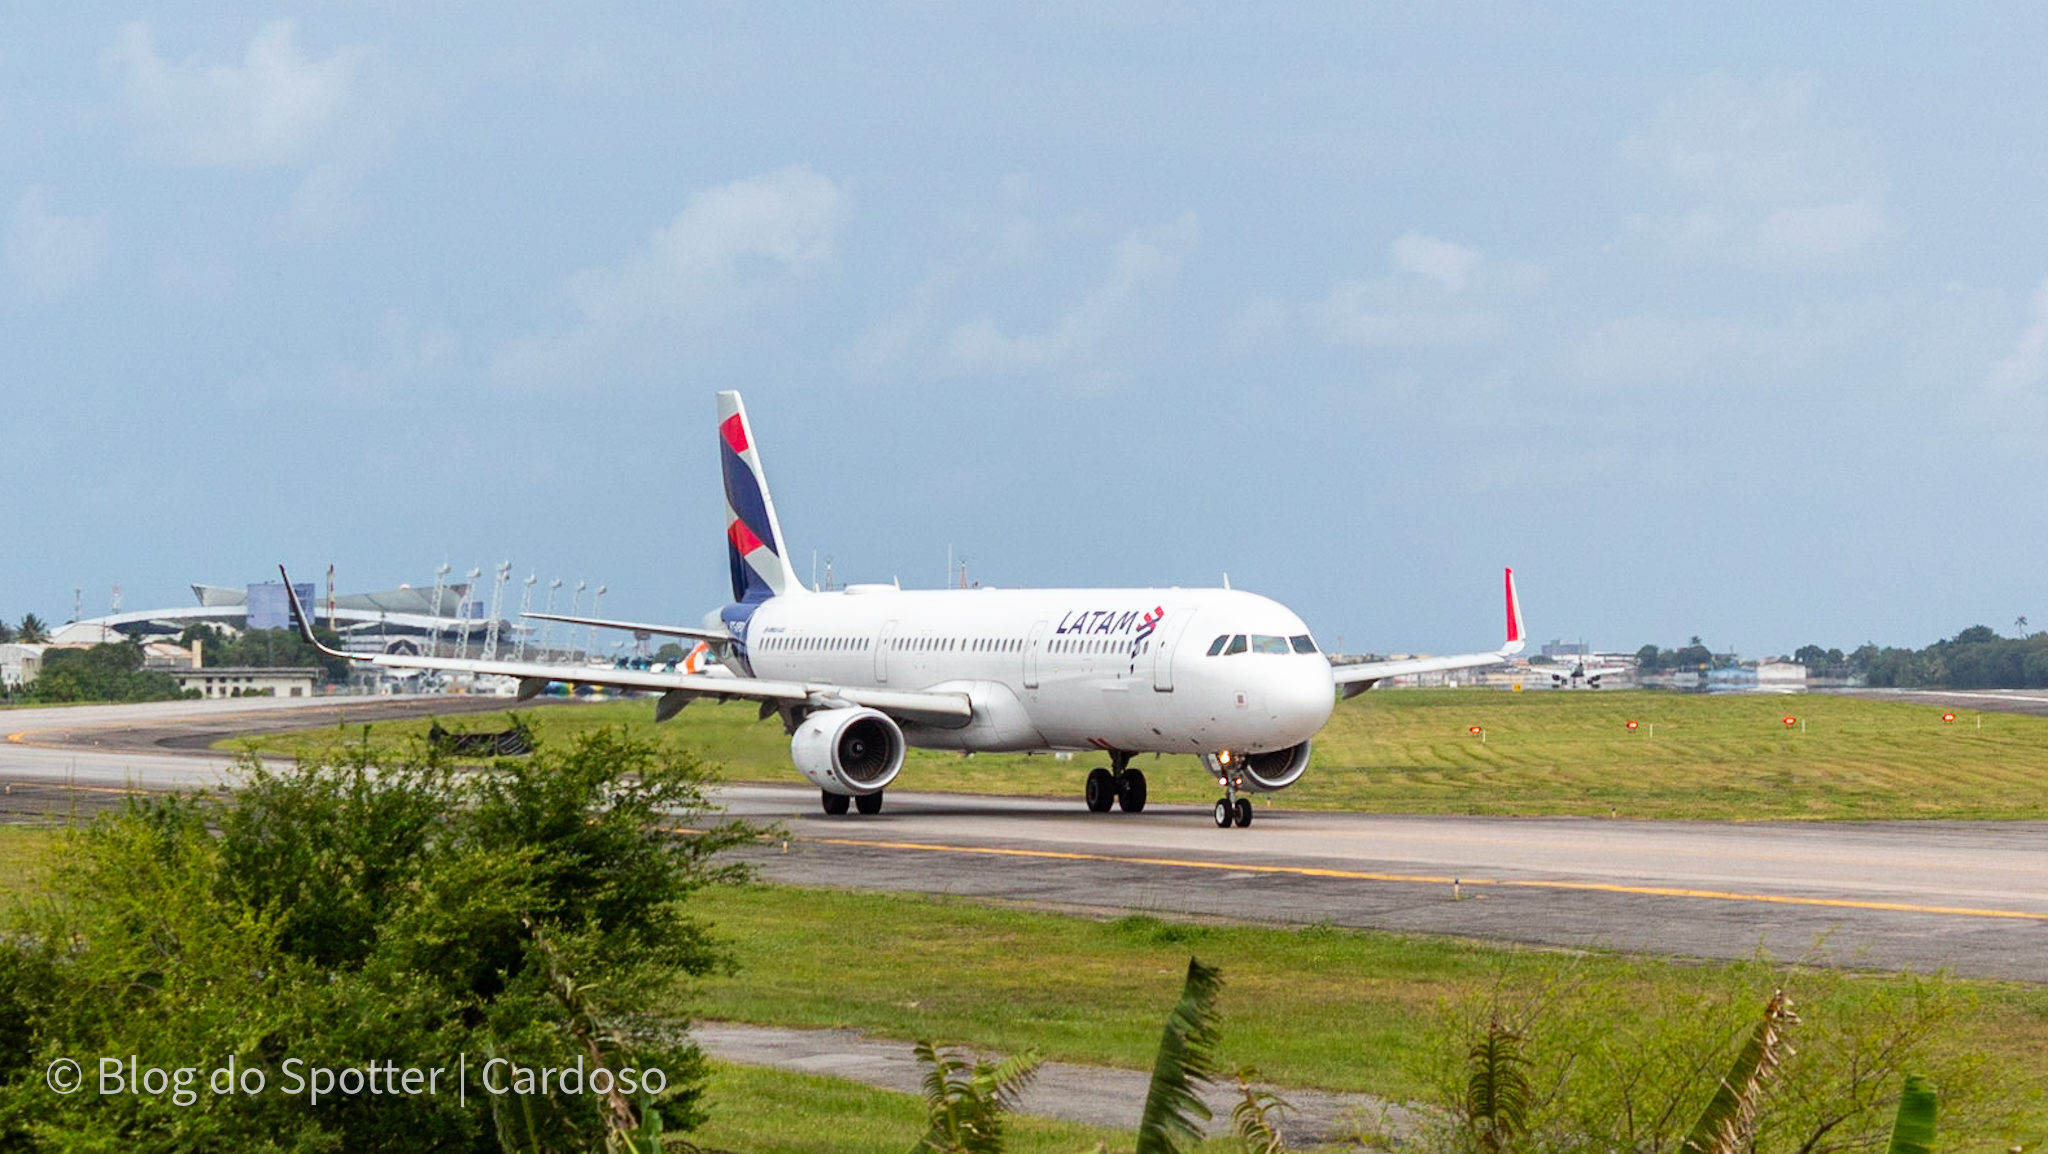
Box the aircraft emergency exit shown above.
[285,392,1525,829]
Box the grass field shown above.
[232,689,2048,820]
[685,885,2048,1104]
[694,1063,1222,1154]
[0,825,58,897]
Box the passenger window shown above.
[1206,635,1229,656]
[1252,635,1290,654]
[1224,635,1247,656]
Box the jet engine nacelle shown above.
[791,707,905,797]
[1207,741,1313,794]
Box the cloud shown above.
[1564,314,1762,386]
[104,22,363,168]
[933,211,1199,377]
[1313,232,1535,348]
[1220,297,1289,355]
[1618,74,1889,269]
[234,312,457,408]
[490,166,841,388]
[6,188,110,302]
[1391,232,1482,291]
[1987,280,2048,394]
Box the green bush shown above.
[0,729,754,1152]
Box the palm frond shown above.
[1680,989,1799,1154]
[911,1038,1041,1154]
[1135,956,1226,1154]
[1230,1064,1291,1154]
[1884,1074,1937,1154]
[1464,1017,1532,1152]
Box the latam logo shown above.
[1055,606,1165,637]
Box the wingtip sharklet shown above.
[277,565,354,661]
[1500,566,1527,656]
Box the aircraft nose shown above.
[1270,661,1336,732]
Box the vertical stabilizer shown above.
[718,391,803,603]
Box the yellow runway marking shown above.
[809,836,2048,923]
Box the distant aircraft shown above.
[285,392,1524,829]
[1538,656,1626,689]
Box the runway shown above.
[722,786,2048,982]
[5,699,2044,982]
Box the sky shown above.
[7,4,2048,658]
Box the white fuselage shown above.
[733,586,1336,756]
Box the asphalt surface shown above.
[694,1021,1418,1144]
[5,697,2044,982]
[721,785,2048,983]
[1823,686,2048,717]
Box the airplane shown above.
[1537,655,1626,689]
[283,391,1525,830]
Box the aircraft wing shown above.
[280,570,971,727]
[1331,567,1527,698]
[520,611,729,643]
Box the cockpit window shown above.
[1290,634,1318,654]
[1206,635,1229,656]
[1223,634,1247,656]
[1251,635,1291,654]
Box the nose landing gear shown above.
[1212,752,1252,828]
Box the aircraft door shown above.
[875,620,897,683]
[1024,620,1048,689]
[1151,609,1194,692]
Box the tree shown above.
[0,729,756,1150]
[15,614,47,643]
[0,619,13,644]
[22,641,189,703]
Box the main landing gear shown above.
[820,789,884,816]
[1083,751,1147,814]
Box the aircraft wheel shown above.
[855,791,884,816]
[1084,767,1117,813]
[821,790,851,816]
[1116,768,1147,813]
[1213,799,1233,828]
[1233,798,1253,828]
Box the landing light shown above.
[1625,720,1638,731]
[1782,716,1797,727]
[1942,712,1956,723]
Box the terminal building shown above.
[57,577,529,659]
[8,575,567,695]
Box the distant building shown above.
[1540,640,1589,658]
[1756,661,1808,690]
[46,621,122,647]
[1,643,47,688]
[62,576,527,658]
[169,665,320,699]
